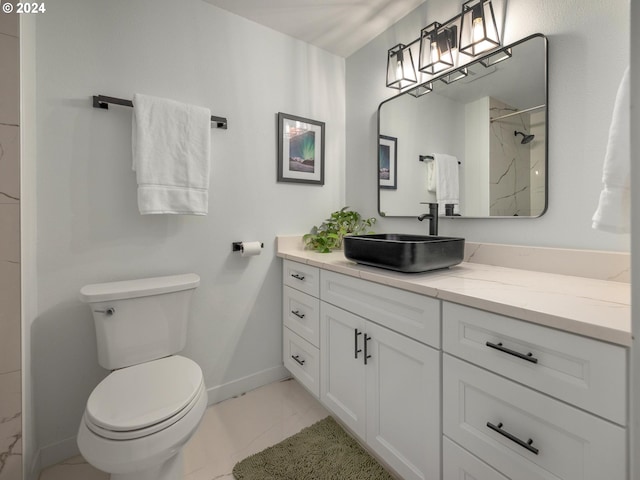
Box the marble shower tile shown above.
[0,125,19,204]
[0,12,17,37]
[0,33,19,126]
[0,204,19,263]
[0,370,21,480]
[0,261,20,375]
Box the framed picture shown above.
[277,112,325,185]
[379,135,397,189]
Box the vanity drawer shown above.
[443,437,509,480]
[283,260,320,297]
[442,302,626,425]
[443,355,626,480]
[320,270,440,348]
[283,328,320,398]
[283,286,320,347]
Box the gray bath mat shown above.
[232,416,394,480]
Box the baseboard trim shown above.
[206,365,289,405]
[37,435,79,473]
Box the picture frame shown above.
[277,112,325,185]
[379,135,397,189]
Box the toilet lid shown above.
[86,355,203,432]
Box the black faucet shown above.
[418,203,439,236]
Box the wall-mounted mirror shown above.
[378,34,548,218]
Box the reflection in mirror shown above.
[378,34,548,218]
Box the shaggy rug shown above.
[232,416,394,480]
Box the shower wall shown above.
[489,97,532,216]
[0,10,22,480]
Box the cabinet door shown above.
[320,302,366,438]
[365,321,441,480]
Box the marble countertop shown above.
[277,237,631,346]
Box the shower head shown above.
[514,130,535,145]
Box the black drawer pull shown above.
[291,310,305,319]
[364,334,372,365]
[487,422,539,455]
[486,341,538,364]
[291,355,305,366]
[354,329,363,359]
[291,273,305,281]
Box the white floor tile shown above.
[39,378,328,480]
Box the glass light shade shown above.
[459,0,500,56]
[386,44,417,89]
[440,67,468,84]
[408,83,433,98]
[419,22,455,75]
[480,47,512,67]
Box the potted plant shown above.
[303,207,376,253]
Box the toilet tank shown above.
[79,274,200,370]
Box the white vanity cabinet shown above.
[319,270,441,480]
[442,302,627,480]
[282,260,441,480]
[281,257,629,480]
[282,261,321,397]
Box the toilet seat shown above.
[84,355,204,441]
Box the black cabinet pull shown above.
[486,422,539,455]
[291,273,305,281]
[364,334,372,365]
[354,329,363,359]
[291,355,305,366]
[486,341,538,364]
[291,310,305,319]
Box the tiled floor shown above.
[39,378,328,480]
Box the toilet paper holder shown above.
[232,242,264,252]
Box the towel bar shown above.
[92,95,228,129]
[419,154,461,165]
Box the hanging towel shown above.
[426,161,437,193]
[132,93,211,215]
[432,153,460,214]
[592,67,630,233]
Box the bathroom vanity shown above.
[278,236,630,480]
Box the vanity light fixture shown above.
[480,47,512,67]
[386,43,417,89]
[408,82,433,98]
[440,67,469,84]
[419,22,456,75]
[459,0,501,56]
[385,0,503,92]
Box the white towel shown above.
[592,67,630,233]
[426,161,436,193]
[132,93,211,215]
[432,153,460,214]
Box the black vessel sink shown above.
[343,234,465,273]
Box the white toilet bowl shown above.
[78,355,207,480]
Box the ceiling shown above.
[202,0,427,58]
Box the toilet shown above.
[76,273,207,480]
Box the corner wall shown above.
[33,0,345,467]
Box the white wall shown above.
[33,0,345,466]
[346,0,629,251]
